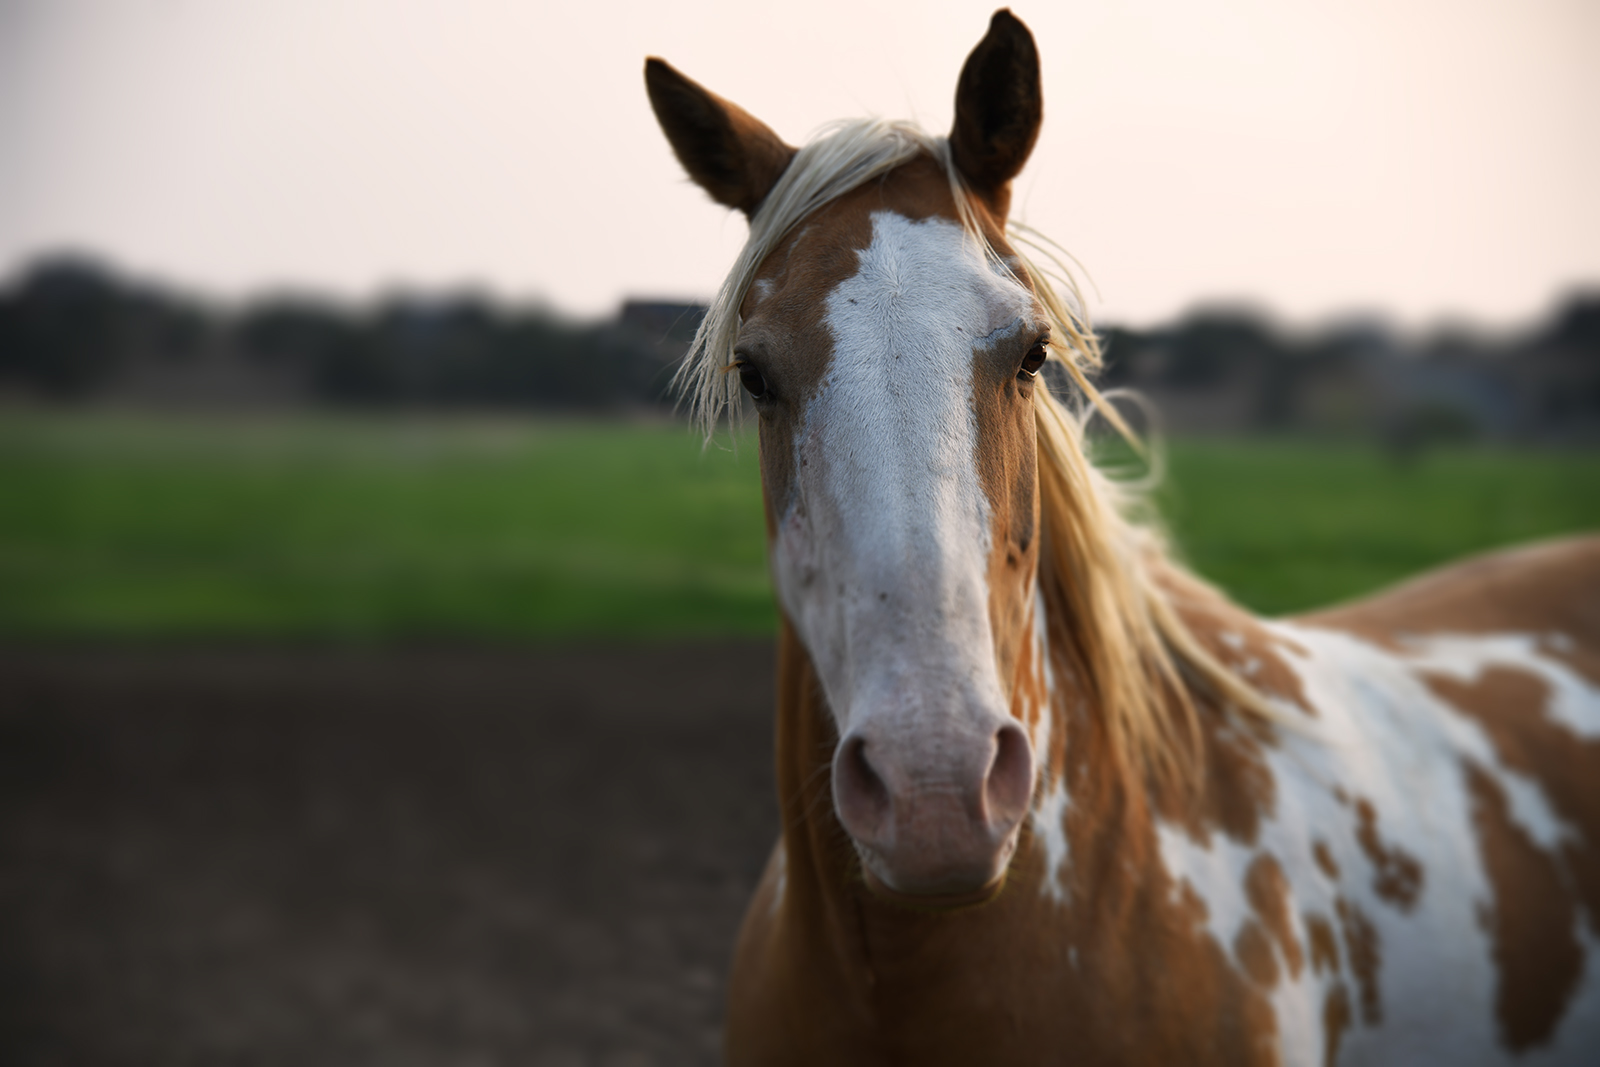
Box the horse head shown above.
[648,11,1048,899]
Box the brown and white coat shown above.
[646,10,1600,1065]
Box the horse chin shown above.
[855,833,1019,912]
[859,863,1011,912]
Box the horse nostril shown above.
[984,722,1035,830]
[834,733,892,841]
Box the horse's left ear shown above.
[645,58,797,218]
[950,9,1042,203]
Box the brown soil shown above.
[0,644,778,1066]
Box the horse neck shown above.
[768,617,884,982]
[1031,561,1295,851]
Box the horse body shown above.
[646,10,1600,1064]
[731,543,1600,1065]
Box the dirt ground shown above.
[0,643,779,1066]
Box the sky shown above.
[1,0,1597,329]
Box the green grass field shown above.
[1150,440,1600,614]
[1,411,1596,640]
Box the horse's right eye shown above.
[736,361,769,400]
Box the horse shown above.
[645,10,1600,1065]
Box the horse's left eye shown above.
[1018,342,1048,381]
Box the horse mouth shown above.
[853,826,1020,912]
[859,865,1010,912]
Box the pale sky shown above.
[1,0,1597,329]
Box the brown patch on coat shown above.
[1245,854,1304,978]
[1234,921,1279,987]
[1322,983,1353,1067]
[967,241,1045,698]
[1131,571,1288,846]
[1305,912,1340,975]
[1463,761,1585,1051]
[1352,797,1424,910]
[1161,564,1315,716]
[1150,702,1279,850]
[1334,897,1383,1025]
[1016,601,1059,747]
[1313,840,1340,880]
[1420,667,1600,938]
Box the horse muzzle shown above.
[832,717,1035,897]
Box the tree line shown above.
[1,254,1596,442]
[0,256,695,410]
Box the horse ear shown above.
[949,9,1042,200]
[645,58,797,218]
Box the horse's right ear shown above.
[645,58,797,219]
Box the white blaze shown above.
[769,210,1036,741]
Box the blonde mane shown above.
[677,118,1278,787]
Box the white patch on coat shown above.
[1497,769,1583,852]
[767,211,1038,747]
[1155,824,1258,949]
[1023,586,1078,903]
[1034,782,1072,904]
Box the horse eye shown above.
[1018,342,1048,381]
[736,361,769,399]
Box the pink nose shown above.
[832,719,1035,896]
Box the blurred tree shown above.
[0,257,124,397]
